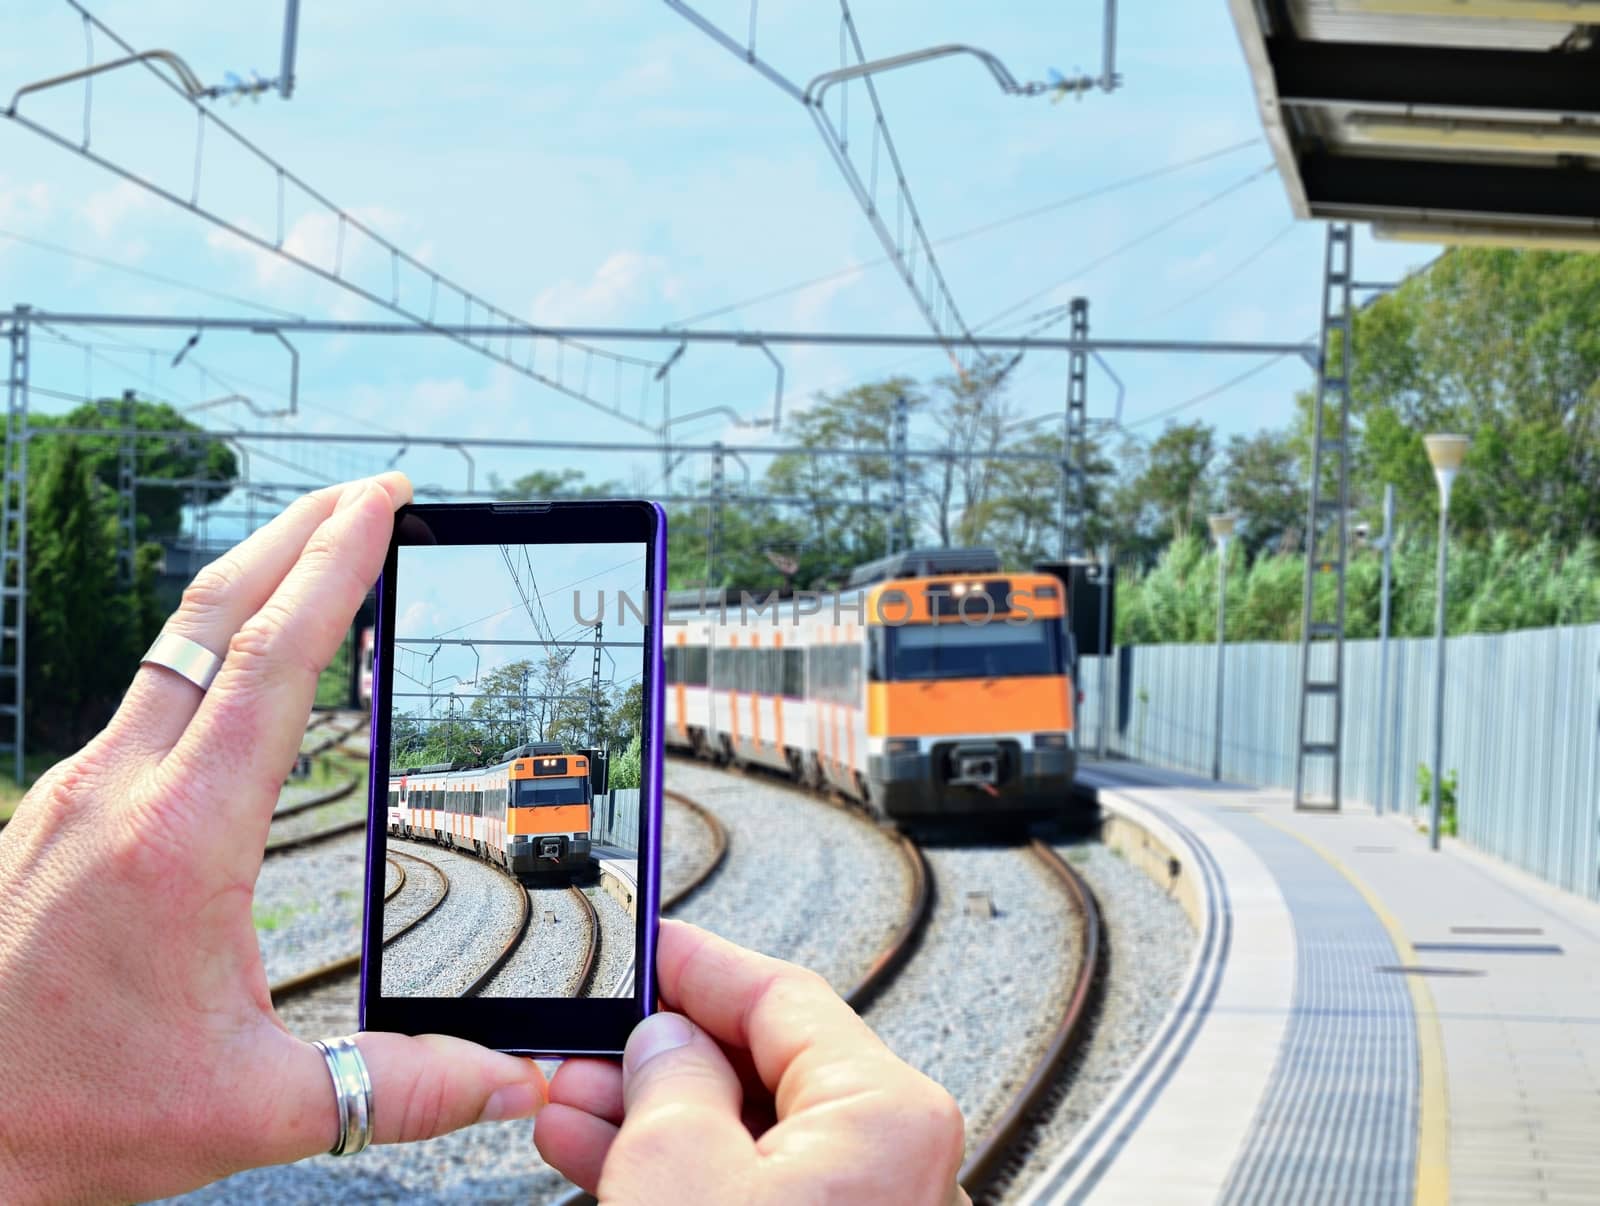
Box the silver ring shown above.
[139,632,224,692]
[313,1036,374,1157]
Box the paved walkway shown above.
[1033,761,1600,1205]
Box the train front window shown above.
[875,619,1064,680]
[512,779,588,807]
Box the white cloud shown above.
[530,251,680,324]
[0,179,51,227]
[78,181,154,240]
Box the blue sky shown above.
[393,541,647,716]
[0,2,1439,531]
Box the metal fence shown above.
[1077,623,1600,902]
[593,788,641,850]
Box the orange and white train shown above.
[664,548,1079,822]
[386,742,592,877]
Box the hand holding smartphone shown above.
[360,501,665,1056]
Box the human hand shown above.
[536,919,969,1205]
[0,474,547,1205]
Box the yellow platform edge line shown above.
[1256,813,1450,1206]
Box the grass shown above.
[0,752,68,822]
[252,901,310,932]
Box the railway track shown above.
[661,789,728,910]
[268,852,444,1006]
[661,757,1102,1201]
[959,841,1102,1199]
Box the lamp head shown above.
[1208,512,1238,544]
[1424,433,1470,501]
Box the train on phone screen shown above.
[386,742,592,877]
[664,548,1080,823]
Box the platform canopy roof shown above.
[1228,0,1600,249]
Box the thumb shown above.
[268,1031,548,1161]
[603,1013,754,1199]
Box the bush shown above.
[1416,764,1459,837]
[609,733,642,791]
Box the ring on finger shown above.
[140,632,225,693]
[313,1036,374,1156]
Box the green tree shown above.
[27,441,137,748]
[1133,421,1217,544]
[765,378,923,585]
[493,468,617,499]
[1300,248,1600,548]
[1220,429,1303,556]
[30,398,237,542]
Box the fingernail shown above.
[334,479,375,513]
[624,1012,695,1076]
[480,1081,542,1123]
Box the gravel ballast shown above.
[660,793,716,902]
[862,844,1081,1159]
[588,880,635,997]
[478,885,592,998]
[382,849,449,941]
[186,763,1197,1205]
[253,831,367,984]
[380,841,526,997]
[988,839,1196,1203]
[663,760,914,993]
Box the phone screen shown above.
[363,503,661,1053]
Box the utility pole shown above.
[1060,298,1090,559]
[707,441,724,586]
[116,390,137,590]
[890,393,909,554]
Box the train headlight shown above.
[1034,732,1068,749]
[884,738,920,756]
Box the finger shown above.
[266,1031,547,1165]
[598,1012,753,1201]
[655,919,885,1096]
[548,1059,625,1125]
[110,473,411,759]
[533,1104,619,1196]
[158,479,401,857]
[656,920,965,1198]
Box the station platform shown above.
[1021,761,1600,1205]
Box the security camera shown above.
[1352,521,1371,543]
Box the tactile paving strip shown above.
[1215,816,1418,1205]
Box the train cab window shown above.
[881,619,1065,680]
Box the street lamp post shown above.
[1424,434,1469,851]
[1208,512,1237,782]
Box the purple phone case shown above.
[356,501,666,1050]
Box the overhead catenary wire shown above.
[667,137,1262,329]
[7,0,674,433]
[1147,221,1299,322]
[976,164,1279,333]
[0,226,303,320]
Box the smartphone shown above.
[360,500,665,1057]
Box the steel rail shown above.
[661,789,729,912]
[267,847,448,1005]
[568,886,602,999]
[270,775,359,820]
[459,867,533,998]
[957,840,1103,1195]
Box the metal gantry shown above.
[1060,297,1090,560]
[1293,222,1355,812]
[114,390,137,588]
[890,392,911,554]
[2,310,30,782]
